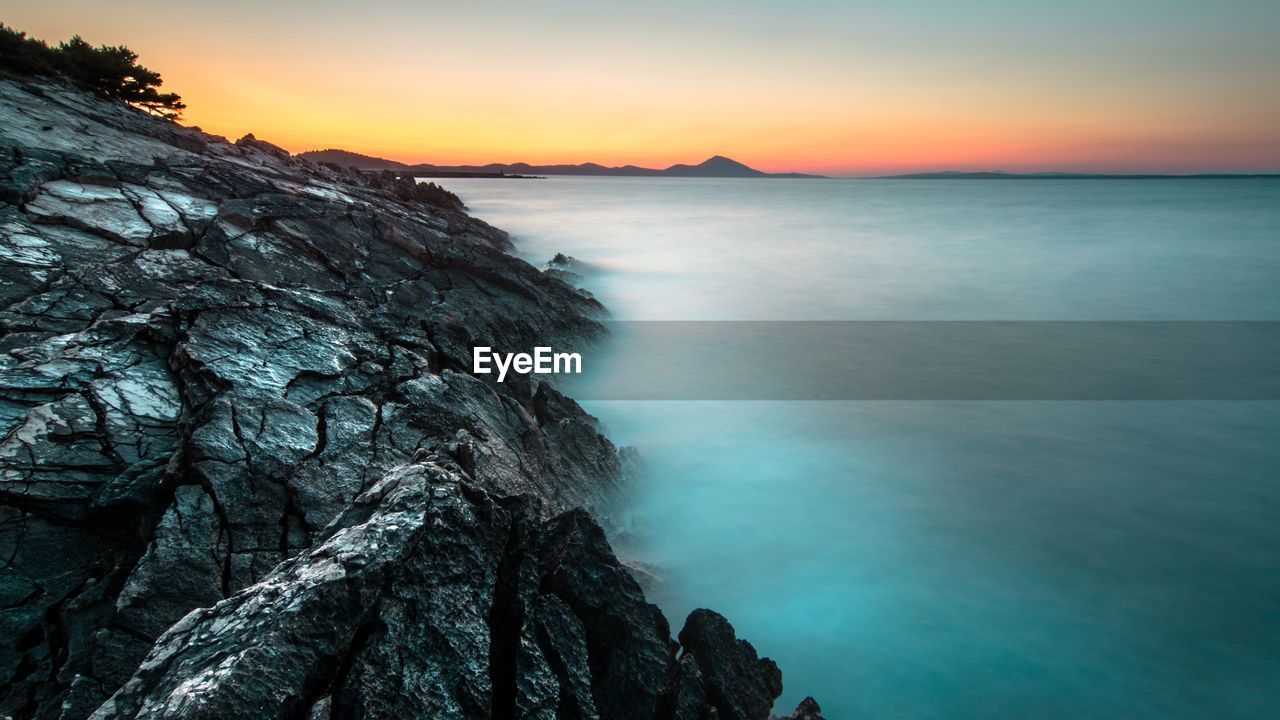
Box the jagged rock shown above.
[1,78,799,719]
[655,655,710,720]
[662,610,783,720]
[89,463,770,720]
[780,697,827,720]
[542,252,590,287]
[233,133,291,160]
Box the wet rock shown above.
[665,609,784,720]
[1,78,802,719]
[780,697,827,720]
[655,655,710,720]
[92,463,782,720]
[542,253,601,295]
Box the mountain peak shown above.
[302,148,825,178]
[665,155,766,177]
[698,155,751,168]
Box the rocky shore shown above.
[0,79,817,719]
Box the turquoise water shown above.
[438,177,1280,719]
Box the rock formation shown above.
[0,78,807,718]
[778,697,827,720]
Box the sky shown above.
[5,0,1280,176]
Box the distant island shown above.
[875,170,1280,179]
[299,150,827,179]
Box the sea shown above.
[433,176,1280,719]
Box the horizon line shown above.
[293,142,1280,176]
[295,147,1280,180]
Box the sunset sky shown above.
[5,0,1280,176]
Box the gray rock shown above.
[89,463,772,720]
[662,610,784,720]
[780,697,827,720]
[1,78,803,719]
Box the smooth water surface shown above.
[438,176,1280,719]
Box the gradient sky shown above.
[5,0,1280,175]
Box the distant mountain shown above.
[656,155,826,179]
[663,155,765,177]
[299,150,826,178]
[876,170,1280,179]
[299,149,408,171]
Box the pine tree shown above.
[1,25,185,118]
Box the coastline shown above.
[0,79,810,719]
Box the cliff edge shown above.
[0,79,798,719]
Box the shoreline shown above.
[0,79,813,719]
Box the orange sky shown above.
[6,1,1280,176]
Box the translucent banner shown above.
[542,321,1280,400]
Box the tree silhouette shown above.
[1,24,185,118]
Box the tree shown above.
[0,24,185,118]
[0,23,59,76]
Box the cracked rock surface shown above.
[1,79,793,719]
[91,462,674,720]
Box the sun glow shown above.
[6,0,1279,176]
